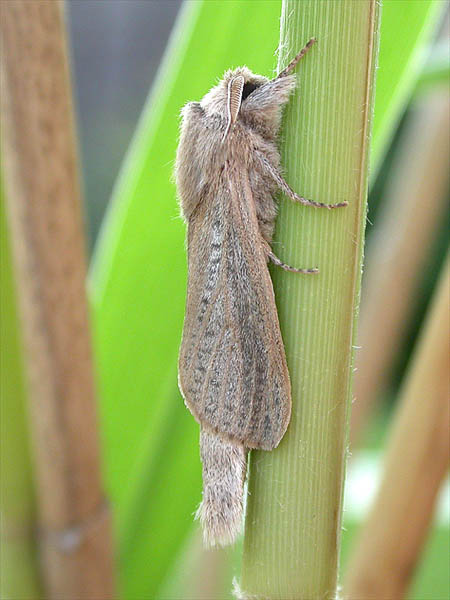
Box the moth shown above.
[175,39,346,547]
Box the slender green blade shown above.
[0,191,41,599]
[371,0,445,173]
[415,40,450,96]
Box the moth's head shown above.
[200,67,268,141]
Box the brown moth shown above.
[175,38,346,547]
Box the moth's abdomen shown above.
[196,428,246,547]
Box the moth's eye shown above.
[241,82,259,101]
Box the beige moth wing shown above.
[178,161,292,451]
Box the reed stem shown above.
[1,2,115,597]
[239,2,380,597]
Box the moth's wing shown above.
[178,168,291,451]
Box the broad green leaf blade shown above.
[415,40,450,96]
[119,384,201,600]
[0,192,41,599]
[371,0,445,173]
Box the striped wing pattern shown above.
[179,166,291,450]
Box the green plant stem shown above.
[239,2,380,598]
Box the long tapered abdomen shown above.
[196,427,247,547]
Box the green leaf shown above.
[371,0,445,174]
[0,190,42,599]
[415,40,450,96]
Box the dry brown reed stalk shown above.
[344,253,450,600]
[1,197,42,597]
[0,1,115,598]
[351,90,450,447]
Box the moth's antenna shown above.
[222,75,245,142]
[273,37,316,81]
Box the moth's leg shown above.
[274,38,316,80]
[269,250,318,274]
[256,151,348,209]
[261,238,318,274]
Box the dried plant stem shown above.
[351,91,450,446]
[239,1,380,598]
[0,2,114,598]
[345,253,450,600]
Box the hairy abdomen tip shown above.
[196,428,247,547]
